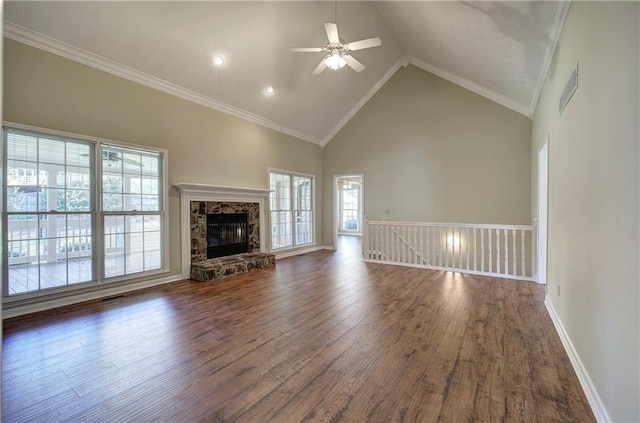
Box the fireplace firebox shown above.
[206,213,249,259]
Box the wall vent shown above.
[559,62,578,115]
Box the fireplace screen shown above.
[206,213,249,259]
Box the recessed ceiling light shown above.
[212,55,225,67]
[264,85,275,95]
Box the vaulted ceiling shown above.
[3,1,569,146]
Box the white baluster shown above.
[405,225,410,264]
[405,226,412,263]
[496,229,501,274]
[415,226,419,265]
[432,226,436,266]
[439,227,443,267]
[488,229,493,273]
[385,225,390,262]
[480,229,484,272]
[512,229,516,276]
[458,227,462,270]
[392,225,396,262]
[420,226,424,265]
[472,228,477,271]
[451,227,456,269]
[424,226,431,266]
[466,228,470,270]
[521,229,526,277]
[504,229,509,275]
[403,225,407,263]
[445,227,450,269]
[373,225,377,259]
[409,225,418,264]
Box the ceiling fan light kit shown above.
[324,50,347,71]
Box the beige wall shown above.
[323,64,532,245]
[3,39,324,278]
[532,2,639,421]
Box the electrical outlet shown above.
[557,284,561,297]
[385,209,391,216]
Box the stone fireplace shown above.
[190,201,259,262]
[175,183,271,279]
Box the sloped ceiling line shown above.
[3,22,324,145]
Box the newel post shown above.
[362,217,369,259]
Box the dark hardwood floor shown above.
[2,235,594,422]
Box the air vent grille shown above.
[559,62,578,115]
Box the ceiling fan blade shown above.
[344,55,365,73]
[289,47,324,53]
[123,158,143,167]
[324,22,340,44]
[346,37,382,51]
[313,59,327,75]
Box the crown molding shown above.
[3,22,324,146]
[321,56,404,147]
[408,56,532,119]
[528,0,571,116]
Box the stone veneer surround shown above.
[175,183,271,279]
[190,201,260,263]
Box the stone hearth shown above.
[190,252,275,282]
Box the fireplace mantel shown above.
[175,183,271,278]
[175,183,271,199]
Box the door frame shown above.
[333,173,364,248]
[537,138,549,285]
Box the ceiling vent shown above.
[559,62,578,115]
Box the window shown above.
[340,186,361,233]
[3,126,167,297]
[269,171,314,250]
[102,145,163,278]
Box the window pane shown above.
[4,128,95,296]
[39,138,66,165]
[341,187,360,232]
[103,213,162,278]
[7,132,38,162]
[102,145,161,213]
[294,176,313,245]
[6,160,40,213]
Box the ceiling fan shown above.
[81,151,144,167]
[289,22,382,74]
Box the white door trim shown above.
[537,139,549,284]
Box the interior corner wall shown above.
[531,2,639,421]
[2,38,324,279]
[322,64,532,246]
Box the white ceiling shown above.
[3,1,568,146]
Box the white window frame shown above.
[2,122,170,301]
[268,168,315,251]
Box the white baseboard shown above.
[3,274,184,319]
[544,297,611,422]
[274,245,334,260]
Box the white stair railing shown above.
[363,219,536,281]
